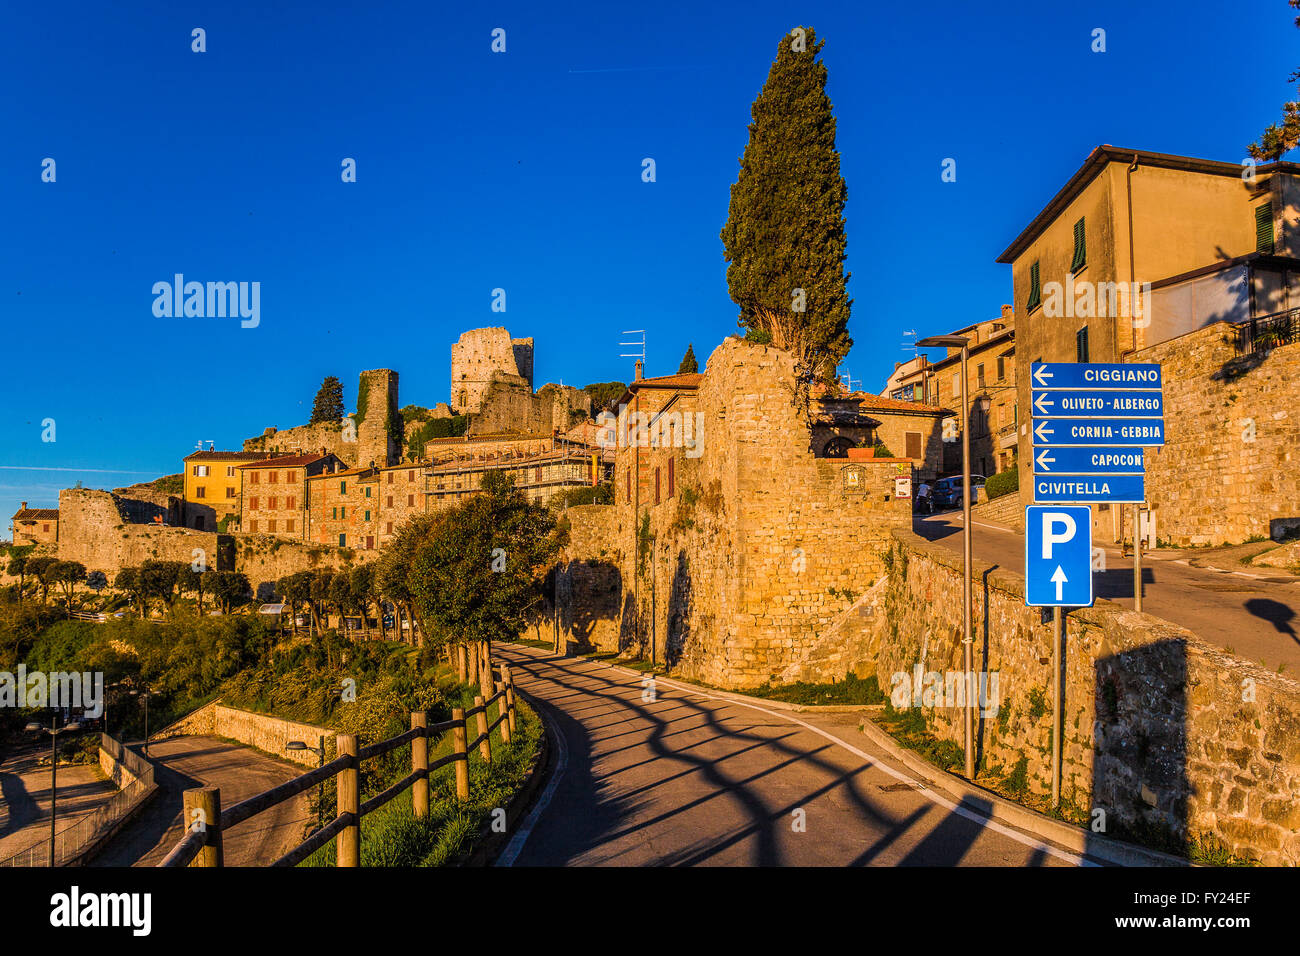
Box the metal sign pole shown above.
[1052,606,1062,808]
[1133,502,1143,613]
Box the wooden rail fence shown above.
[158,641,518,868]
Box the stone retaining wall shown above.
[870,527,1300,865]
[162,702,335,767]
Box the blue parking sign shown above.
[1025,506,1094,607]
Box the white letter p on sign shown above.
[1042,512,1077,559]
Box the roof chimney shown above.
[634,359,644,381]
[20,501,27,510]
[1001,304,1013,322]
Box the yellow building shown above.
[997,145,1300,505]
[928,308,1017,478]
[182,449,277,531]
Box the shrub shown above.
[985,468,1019,500]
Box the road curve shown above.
[89,734,311,867]
[495,645,1082,867]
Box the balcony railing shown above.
[1235,307,1300,356]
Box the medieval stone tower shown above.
[357,368,400,467]
[451,328,534,414]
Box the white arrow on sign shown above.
[1034,421,1054,443]
[1035,449,1055,471]
[1032,366,1053,387]
[1051,565,1068,601]
[1033,393,1054,415]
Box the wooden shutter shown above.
[1071,217,1086,272]
[1028,261,1042,311]
[906,431,923,460]
[1256,202,1274,253]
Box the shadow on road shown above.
[1244,598,1299,645]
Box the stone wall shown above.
[245,420,358,467]
[58,489,228,574]
[870,528,1300,865]
[231,533,374,597]
[356,369,401,467]
[556,339,913,688]
[468,379,590,437]
[162,702,335,767]
[1125,325,1300,546]
[451,327,534,414]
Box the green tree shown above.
[406,470,561,655]
[678,344,699,374]
[7,554,28,602]
[720,25,852,395]
[212,571,250,614]
[349,564,378,639]
[27,556,56,604]
[114,567,147,617]
[179,565,209,615]
[1248,2,1300,160]
[48,561,87,616]
[310,376,346,424]
[582,382,627,415]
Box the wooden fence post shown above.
[496,681,512,744]
[411,711,429,819]
[457,643,468,682]
[451,707,470,802]
[474,695,492,765]
[184,787,223,868]
[503,664,517,734]
[467,641,479,687]
[479,641,493,701]
[337,733,360,867]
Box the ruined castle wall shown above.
[244,421,357,468]
[451,328,526,414]
[468,380,590,437]
[357,369,400,468]
[872,528,1300,866]
[57,489,223,574]
[557,340,912,688]
[230,533,374,596]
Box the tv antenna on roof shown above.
[196,439,215,451]
[902,330,919,359]
[620,330,646,379]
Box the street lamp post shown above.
[25,714,82,867]
[918,335,976,780]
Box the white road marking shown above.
[494,681,570,868]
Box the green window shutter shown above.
[1076,326,1090,363]
[1071,217,1086,272]
[1256,202,1274,253]
[1027,261,1042,311]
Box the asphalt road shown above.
[0,746,117,864]
[89,734,311,867]
[494,645,1083,867]
[916,511,1300,673]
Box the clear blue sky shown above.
[2,0,1295,528]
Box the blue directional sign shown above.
[1025,505,1094,607]
[1031,418,1166,447]
[1033,474,1146,504]
[1030,362,1162,391]
[1032,447,1144,474]
[1031,390,1164,419]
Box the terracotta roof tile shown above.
[13,508,59,520]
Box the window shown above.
[194,465,209,477]
[654,467,661,504]
[535,466,542,483]
[250,496,259,510]
[1070,217,1086,272]
[250,472,259,484]
[286,519,295,532]
[627,469,632,503]
[332,507,337,519]
[408,494,415,507]
[365,486,371,498]
[366,536,374,550]
[340,481,347,494]
[387,472,393,484]
[952,372,960,396]
[195,486,206,499]
[339,534,346,547]
[1027,260,1042,312]
[287,471,297,483]
[249,519,258,532]
[340,507,346,518]
[977,364,985,389]
[226,487,236,499]
[268,519,276,533]
[269,471,278,484]
[997,355,1005,381]
[364,510,371,521]
[287,496,295,509]
[226,466,236,477]
[668,456,675,497]
[268,497,277,509]
[386,495,393,508]
[906,431,923,460]
[408,470,415,482]
[1256,202,1275,253]
[386,522,393,534]
[1076,326,1090,363]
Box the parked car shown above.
[932,474,986,510]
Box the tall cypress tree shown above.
[310,376,345,424]
[720,26,852,390]
[678,344,698,374]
